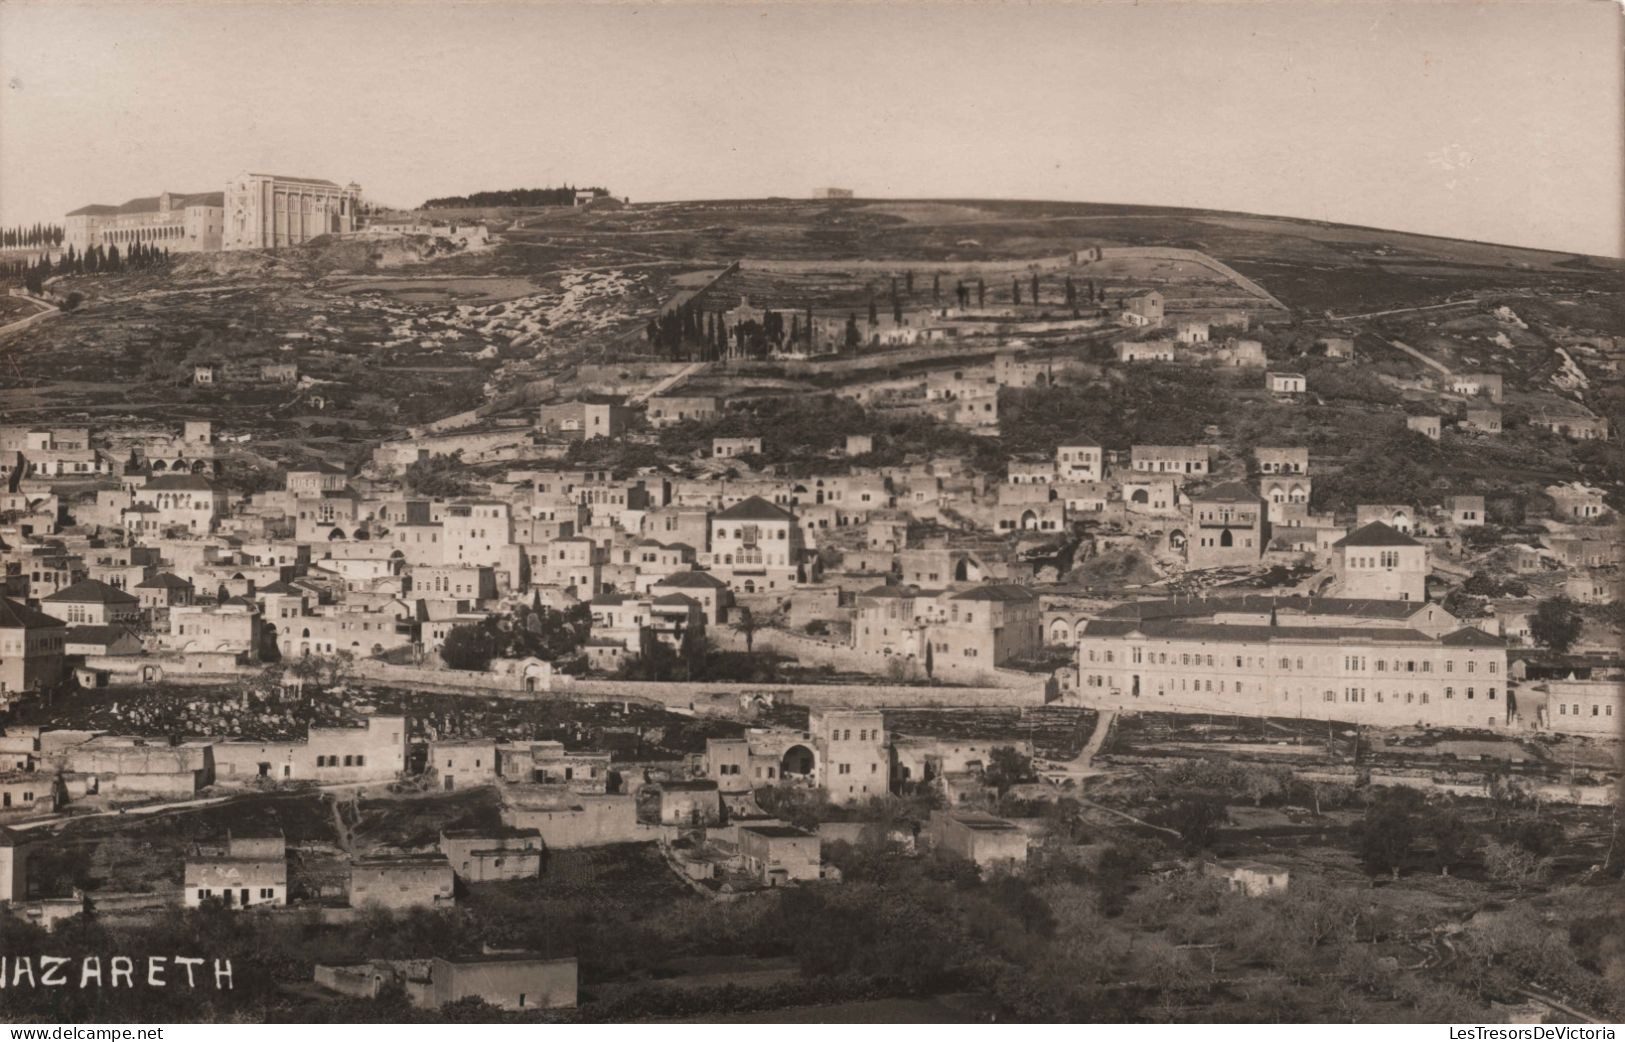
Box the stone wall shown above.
[563,677,1045,711]
[346,657,1047,713]
[352,660,544,697]
[1295,768,1615,808]
[1098,246,1285,310]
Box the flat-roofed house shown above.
[929,810,1028,870]
[738,825,821,885]
[349,854,455,910]
[439,827,545,882]
[185,848,286,910]
[425,954,577,1011]
[1188,482,1267,570]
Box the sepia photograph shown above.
[0,0,1621,1029]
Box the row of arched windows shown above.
[102,225,185,244]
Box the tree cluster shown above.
[648,304,825,361]
[1,223,64,248]
[420,186,610,209]
[439,603,593,672]
[10,241,171,294]
[1528,595,1584,652]
[403,452,478,498]
[615,633,785,684]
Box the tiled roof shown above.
[1440,626,1506,647]
[715,495,795,522]
[1099,595,1437,622]
[248,173,341,187]
[66,191,222,217]
[44,579,139,605]
[0,598,66,630]
[655,570,726,589]
[1334,521,1421,549]
[652,593,701,608]
[860,584,930,599]
[135,572,193,589]
[143,474,215,491]
[1193,481,1260,504]
[740,825,814,839]
[65,624,140,646]
[951,583,1036,602]
[1081,618,1435,643]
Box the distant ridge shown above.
[422,186,611,209]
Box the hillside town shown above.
[1,180,1620,1021]
[0,0,1622,1021]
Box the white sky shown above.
[1,0,1619,256]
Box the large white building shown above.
[67,173,360,254]
[223,173,362,250]
[1075,597,1509,729]
[65,191,225,255]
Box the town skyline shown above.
[1,0,1620,257]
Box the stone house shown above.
[738,825,821,885]
[1056,442,1103,482]
[1188,483,1267,570]
[657,780,722,826]
[1129,445,1209,482]
[439,827,544,882]
[184,832,287,910]
[0,598,67,702]
[928,810,1028,870]
[1447,495,1485,527]
[537,398,631,441]
[1462,406,1502,434]
[1333,522,1428,602]
[1407,415,1441,440]
[1267,371,1307,395]
[712,436,763,459]
[428,739,497,791]
[424,954,576,1011]
[1538,679,1621,735]
[498,741,612,793]
[708,496,806,593]
[42,579,141,626]
[1206,860,1289,896]
[645,395,719,429]
[349,854,455,910]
